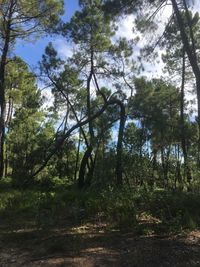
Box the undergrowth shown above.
[0,178,200,234]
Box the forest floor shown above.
[0,220,200,267]
[1,185,200,266]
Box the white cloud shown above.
[193,0,200,11]
[113,3,197,117]
[41,88,54,109]
[115,6,173,80]
[116,15,135,40]
[53,38,74,59]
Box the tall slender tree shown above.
[62,0,130,187]
[0,0,64,178]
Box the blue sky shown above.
[15,0,79,67]
[13,0,200,71]
[13,0,199,115]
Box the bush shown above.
[141,189,200,232]
[1,182,200,233]
[96,186,137,229]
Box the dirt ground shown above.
[0,222,200,267]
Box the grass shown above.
[0,178,200,234]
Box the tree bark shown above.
[0,3,12,178]
[74,128,81,181]
[78,145,92,189]
[116,101,126,186]
[180,49,192,187]
[4,97,13,178]
[31,98,126,180]
[151,147,157,187]
[171,0,200,166]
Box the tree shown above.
[40,0,131,187]
[5,58,55,187]
[170,0,200,166]
[160,10,200,185]
[129,77,180,187]
[62,0,115,186]
[104,0,200,167]
[0,0,64,177]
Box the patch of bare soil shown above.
[0,224,200,267]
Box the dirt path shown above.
[0,223,200,267]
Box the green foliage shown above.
[98,187,137,229]
[1,176,200,233]
[5,58,55,187]
[139,189,200,232]
[2,0,200,239]
[64,0,115,47]
[0,0,64,44]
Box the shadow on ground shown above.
[0,222,200,267]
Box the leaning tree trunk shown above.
[31,98,126,181]
[78,146,93,189]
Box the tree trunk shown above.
[196,78,200,166]
[175,144,182,190]
[78,48,95,188]
[151,147,157,187]
[0,40,10,178]
[171,0,200,167]
[161,146,170,188]
[78,145,93,189]
[4,142,9,178]
[32,98,126,179]
[4,97,13,178]
[180,49,192,187]
[87,48,95,141]
[116,102,126,186]
[74,128,81,181]
[0,1,13,178]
